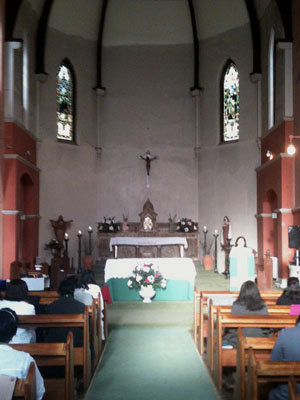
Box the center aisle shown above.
[87,327,220,400]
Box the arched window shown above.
[56,59,75,142]
[221,61,239,143]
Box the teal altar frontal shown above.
[105,258,196,301]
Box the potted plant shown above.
[127,262,167,303]
[176,217,198,233]
[201,232,214,270]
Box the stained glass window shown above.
[222,62,239,142]
[56,61,75,142]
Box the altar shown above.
[104,258,196,301]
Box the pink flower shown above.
[155,273,159,278]
[145,278,150,283]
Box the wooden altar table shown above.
[104,257,196,301]
[109,237,188,258]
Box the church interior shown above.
[1,0,300,399]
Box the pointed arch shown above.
[56,58,76,143]
[221,60,240,143]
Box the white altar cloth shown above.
[105,258,196,286]
[109,237,188,251]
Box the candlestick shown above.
[203,225,208,233]
[64,233,69,255]
[213,230,219,273]
[88,226,93,255]
[203,228,207,255]
[78,230,82,273]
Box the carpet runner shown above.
[87,327,220,400]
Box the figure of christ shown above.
[140,150,157,176]
[50,215,73,243]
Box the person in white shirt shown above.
[0,279,36,343]
[0,308,45,400]
[81,271,105,339]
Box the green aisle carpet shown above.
[87,327,220,400]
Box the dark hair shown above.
[234,280,266,311]
[58,278,75,297]
[0,308,19,342]
[5,279,28,301]
[282,279,300,303]
[66,275,82,289]
[80,271,96,289]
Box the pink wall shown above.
[2,122,39,279]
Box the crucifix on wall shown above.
[140,150,157,188]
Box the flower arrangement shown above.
[127,263,167,290]
[176,217,198,233]
[97,216,121,233]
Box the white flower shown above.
[176,225,180,231]
[161,279,167,288]
[136,274,142,282]
[184,227,189,232]
[148,275,155,284]
[127,279,133,288]
[109,225,114,231]
[194,225,197,230]
[188,221,192,226]
[143,266,150,273]
[99,225,103,230]
[181,220,186,225]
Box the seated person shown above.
[67,275,93,306]
[0,279,36,343]
[0,308,45,400]
[44,278,85,347]
[222,280,269,348]
[81,270,105,339]
[276,277,300,305]
[269,316,300,400]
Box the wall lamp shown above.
[266,150,274,160]
[287,135,300,155]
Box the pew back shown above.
[13,361,36,400]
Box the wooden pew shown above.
[247,347,300,400]
[289,376,300,400]
[13,361,36,400]
[234,331,277,400]
[214,312,298,390]
[207,304,291,371]
[18,308,91,389]
[12,332,74,400]
[193,289,281,355]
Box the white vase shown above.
[139,285,156,303]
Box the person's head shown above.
[235,280,265,311]
[5,279,28,301]
[287,277,299,287]
[58,278,76,297]
[0,308,19,342]
[80,270,96,289]
[66,275,81,289]
[283,277,300,300]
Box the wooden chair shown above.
[193,289,282,355]
[13,361,36,400]
[18,308,91,389]
[289,376,300,400]
[234,330,276,400]
[207,303,290,372]
[214,312,298,390]
[246,347,300,400]
[12,332,74,400]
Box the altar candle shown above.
[214,229,218,235]
[203,226,207,233]
[64,233,69,240]
[88,226,93,232]
[78,230,82,236]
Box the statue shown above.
[221,216,232,279]
[50,215,73,244]
[140,150,158,176]
[122,214,129,232]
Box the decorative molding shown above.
[95,146,102,157]
[190,88,201,97]
[95,87,106,97]
[255,153,293,172]
[35,73,48,83]
[4,154,40,171]
[250,72,262,84]
[274,208,292,214]
[2,210,21,215]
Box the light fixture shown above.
[266,150,274,160]
[287,135,300,155]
